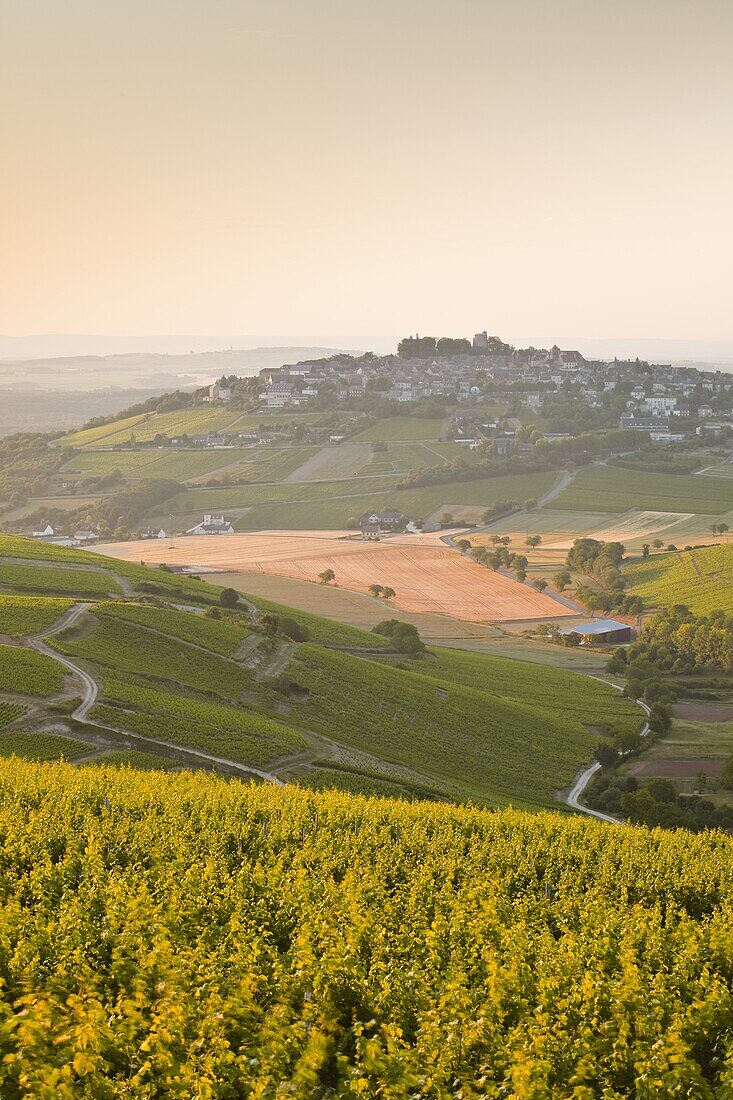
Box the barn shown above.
[560,619,633,644]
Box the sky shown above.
[2,0,732,354]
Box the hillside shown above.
[0,536,641,807]
[0,761,730,1095]
[625,543,733,614]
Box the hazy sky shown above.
[2,0,732,351]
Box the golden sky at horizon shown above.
[1,0,732,350]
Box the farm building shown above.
[560,619,633,644]
[358,509,405,530]
[360,522,381,540]
[186,514,235,536]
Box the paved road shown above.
[564,679,651,823]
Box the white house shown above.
[186,514,235,535]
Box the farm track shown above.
[25,603,283,785]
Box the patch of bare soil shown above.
[628,759,726,778]
[672,703,733,722]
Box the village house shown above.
[185,514,235,535]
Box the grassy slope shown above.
[0,763,729,1095]
[0,535,219,604]
[625,543,733,614]
[0,534,642,805]
[549,464,733,514]
[280,644,636,807]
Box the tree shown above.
[499,536,512,547]
[641,544,650,558]
[553,570,572,592]
[456,539,472,553]
[319,569,335,585]
[720,523,730,539]
[652,539,664,549]
[367,584,383,598]
[710,523,720,538]
[372,619,425,656]
[526,535,542,549]
[595,742,618,768]
[532,578,548,592]
[219,587,240,609]
[516,568,527,583]
[441,512,454,527]
[381,587,395,600]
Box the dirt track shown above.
[92,531,578,624]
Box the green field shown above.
[625,543,733,614]
[0,644,65,696]
[0,762,728,1094]
[231,470,557,530]
[359,440,481,475]
[0,562,122,598]
[350,417,447,442]
[549,464,733,514]
[0,594,73,635]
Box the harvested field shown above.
[627,759,726,779]
[92,531,579,624]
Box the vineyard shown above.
[549,463,733,514]
[0,644,65,696]
[423,648,642,739]
[0,762,730,1095]
[0,562,121,598]
[0,594,73,635]
[0,702,25,729]
[0,730,86,760]
[625,543,733,614]
[96,676,305,764]
[96,601,251,656]
[62,447,260,483]
[281,644,607,806]
[51,615,252,700]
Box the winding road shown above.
[564,680,651,823]
[28,602,284,786]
